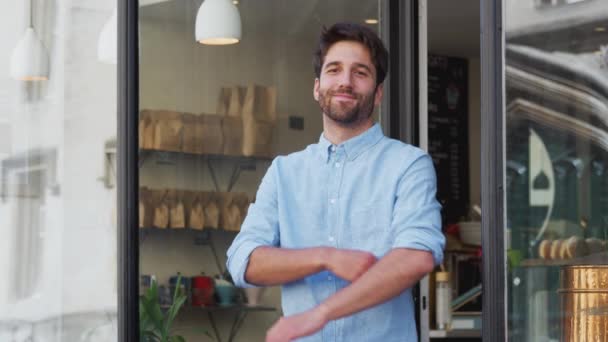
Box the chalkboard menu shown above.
[428,54,469,224]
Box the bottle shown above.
[435,271,452,330]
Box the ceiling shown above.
[139,0,481,58]
[428,0,480,58]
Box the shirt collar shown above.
[317,123,384,162]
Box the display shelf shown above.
[161,304,278,342]
[520,251,608,267]
[138,148,273,164]
[429,329,481,338]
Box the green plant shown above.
[139,276,188,342]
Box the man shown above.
[226,22,444,342]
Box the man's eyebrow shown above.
[323,61,342,70]
[353,63,373,74]
[323,61,374,74]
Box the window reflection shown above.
[506,1,608,341]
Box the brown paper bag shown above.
[187,191,205,230]
[217,86,245,117]
[217,87,244,156]
[243,117,275,157]
[221,116,243,156]
[228,192,251,231]
[242,84,277,121]
[181,113,204,154]
[139,110,157,149]
[168,190,186,229]
[224,204,242,232]
[232,193,251,228]
[153,190,170,229]
[139,187,147,228]
[153,110,183,151]
[204,192,220,229]
[199,114,224,154]
[242,85,277,157]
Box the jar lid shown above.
[436,272,450,282]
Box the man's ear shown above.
[313,78,320,101]
[374,83,384,106]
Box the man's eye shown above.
[326,69,338,74]
[355,70,368,77]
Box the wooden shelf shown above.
[138,148,272,165]
[520,252,608,267]
[138,149,272,191]
[430,329,481,338]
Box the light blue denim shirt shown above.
[226,123,444,342]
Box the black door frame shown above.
[117,0,140,341]
[480,0,506,341]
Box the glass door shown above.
[505,1,608,341]
[136,1,384,341]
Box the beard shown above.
[317,87,376,125]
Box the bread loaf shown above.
[538,240,552,259]
[550,239,563,259]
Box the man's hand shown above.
[325,248,377,282]
[266,305,329,342]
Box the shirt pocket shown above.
[345,204,386,254]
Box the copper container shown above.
[559,265,608,342]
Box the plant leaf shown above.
[164,294,187,334]
[169,336,186,342]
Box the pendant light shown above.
[97,7,117,64]
[195,0,242,45]
[10,0,50,81]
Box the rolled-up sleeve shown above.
[226,159,281,288]
[391,153,445,266]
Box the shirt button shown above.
[328,236,335,242]
[335,162,341,168]
[330,199,336,204]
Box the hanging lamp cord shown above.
[29,0,33,28]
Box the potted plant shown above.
[139,276,212,342]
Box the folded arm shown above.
[265,248,434,342]
[245,246,376,286]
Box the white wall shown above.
[0,1,119,340]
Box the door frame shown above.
[117,0,140,341]
[480,0,506,341]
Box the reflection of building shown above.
[505,3,608,340]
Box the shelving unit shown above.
[138,149,272,192]
[520,251,608,267]
[137,147,278,341]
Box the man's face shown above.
[314,41,383,125]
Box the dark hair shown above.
[313,22,389,87]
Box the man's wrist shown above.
[314,302,333,323]
[315,247,334,271]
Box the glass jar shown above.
[435,271,452,330]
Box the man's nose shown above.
[337,70,353,87]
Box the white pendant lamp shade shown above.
[195,0,242,45]
[97,8,117,65]
[10,27,49,81]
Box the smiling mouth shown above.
[332,93,356,100]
